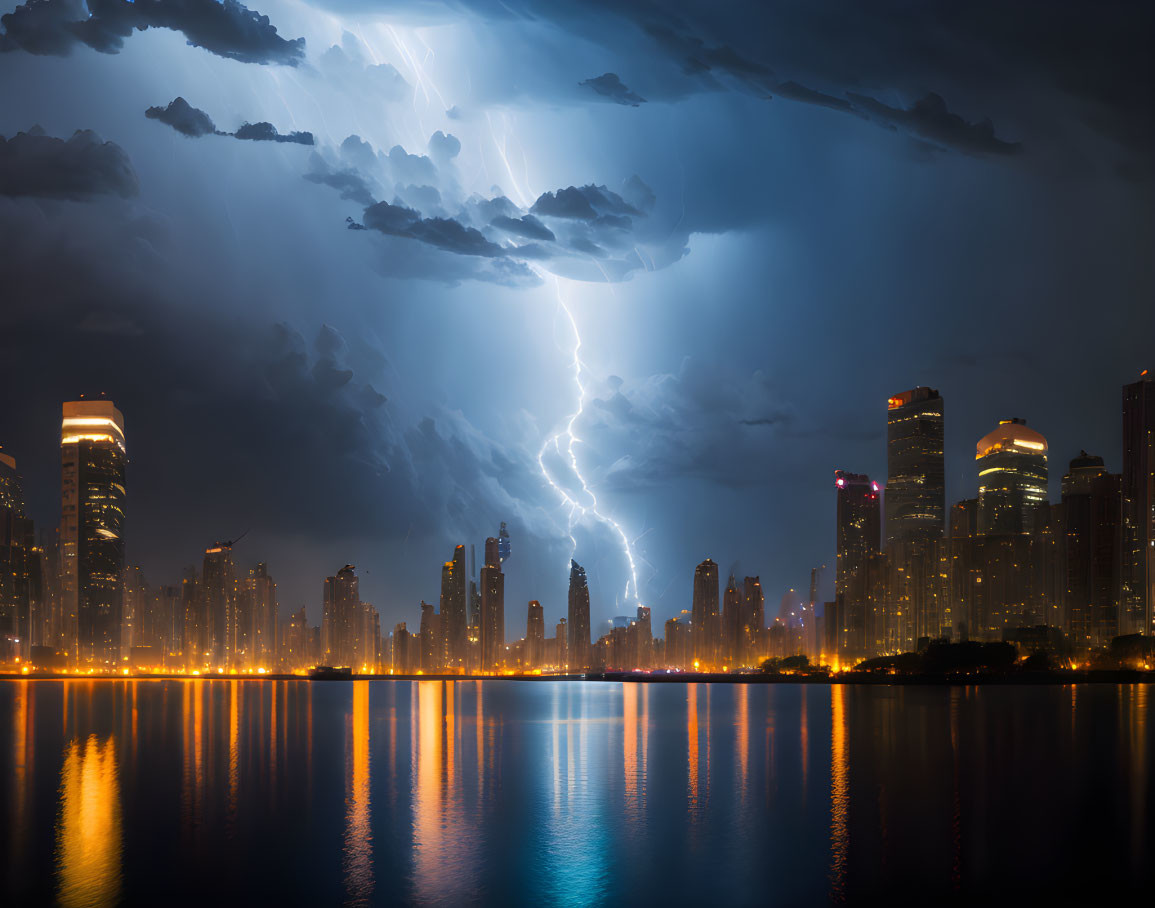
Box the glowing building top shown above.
[976,418,1049,536]
[61,400,126,452]
[975,418,1048,459]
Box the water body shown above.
[0,680,1150,906]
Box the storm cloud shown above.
[0,127,138,199]
[0,0,305,65]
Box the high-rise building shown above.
[0,449,35,662]
[498,522,511,563]
[567,560,591,670]
[976,418,1049,536]
[480,540,504,670]
[284,606,310,671]
[419,600,442,672]
[440,545,467,670]
[322,564,360,668]
[691,558,719,666]
[1061,452,1121,650]
[555,617,568,668]
[61,400,126,667]
[245,563,277,669]
[635,605,652,669]
[1121,373,1154,636]
[202,542,236,667]
[885,387,945,548]
[742,576,764,665]
[834,471,881,658]
[525,600,544,668]
[722,574,742,666]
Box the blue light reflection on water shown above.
[0,679,1152,906]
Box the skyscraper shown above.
[722,574,742,666]
[202,542,236,667]
[61,400,126,667]
[245,562,277,669]
[440,545,467,670]
[322,564,360,668]
[691,558,719,666]
[525,600,544,668]
[567,560,590,670]
[742,576,764,665]
[1061,452,1121,649]
[885,387,945,547]
[480,540,505,670]
[976,419,1049,536]
[419,600,442,672]
[0,449,34,662]
[834,471,881,657]
[1121,373,1154,636]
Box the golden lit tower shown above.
[61,400,126,667]
[976,419,1049,536]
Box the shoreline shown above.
[1,669,1152,685]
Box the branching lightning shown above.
[537,278,644,609]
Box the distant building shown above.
[202,543,236,667]
[525,600,544,668]
[322,564,360,668]
[834,470,881,658]
[1121,373,1154,636]
[742,577,764,666]
[976,418,1049,536]
[722,575,742,666]
[555,617,568,669]
[0,449,35,662]
[419,600,442,672]
[567,560,591,670]
[691,559,719,666]
[480,540,504,670]
[1062,452,1121,649]
[885,387,945,547]
[441,545,467,670]
[61,400,126,667]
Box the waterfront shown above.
[1,680,1151,906]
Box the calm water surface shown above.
[0,680,1151,906]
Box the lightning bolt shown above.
[537,278,644,609]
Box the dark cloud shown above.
[0,127,138,200]
[428,130,461,161]
[490,213,555,241]
[144,97,217,138]
[304,155,378,207]
[362,200,505,257]
[847,91,1021,156]
[0,0,305,66]
[234,121,314,145]
[580,72,645,106]
[531,184,640,221]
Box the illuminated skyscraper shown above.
[567,560,591,670]
[245,563,277,669]
[0,449,35,662]
[722,575,742,666]
[61,400,126,667]
[742,576,764,665]
[498,522,511,563]
[201,542,236,667]
[1121,373,1154,636]
[834,471,881,657]
[480,539,504,670]
[691,558,719,666]
[525,600,544,668]
[1061,452,1121,649]
[976,419,1049,536]
[322,564,360,668]
[419,600,442,672]
[440,545,467,670]
[885,387,945,547]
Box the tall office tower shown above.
[555,617,568,668]
[181,567,205,668]
[1121,373,1154,636]
[419,600,442,672]
[121,564,147,655]
[976,419,1049,536]
[498,522,511,563]
[741,576,764,665]
[61,400,126,667]
[567,560,591,670]
[834,471,881,658]
[202,543,237,667]
[284,606,309,671]
[246,563,277,669]
[691,558,719,666]
[1030,503,1066,631]
[392,622,412,674]
[480,539,505,670]
[0,449,35,662]
[440,545,467,670]
[885,387,945,547]
[322,564,360,668]
[635,605,652,669]
[721,575,742,666]
[525,600,544,668]
[1061,452,1122,650]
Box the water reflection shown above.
[0,680,1149,907]
[344,681,373,905]
[56,733,123,908]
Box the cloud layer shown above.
[0,127,138,199]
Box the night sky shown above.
[0,0,1151,630]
